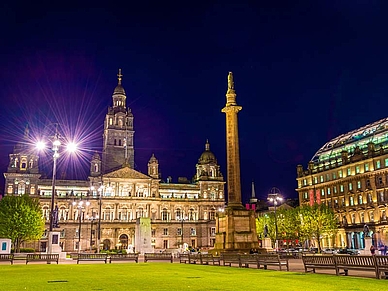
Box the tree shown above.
[298,204,338,252]
[0,194,45,252]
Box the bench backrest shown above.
[0,254,14,259]
[26,254,59,259]
[257,254,281,262]
[78,253,107,259]
[375,255,388,266]
[334,255,376,267]
[302,254,335,265]
[145,253,172,258]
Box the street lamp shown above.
[86,213,98,252]
[36,125,77,254]
[179,216,188,247]
[97,185,104,253]
[73,195,90,253]
[268,187,283,251]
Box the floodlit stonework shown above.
[297,118,388,249]
[3,70,225,253]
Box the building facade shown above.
[3,70,226,253]
[296,118,388,250]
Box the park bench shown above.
[188,253,201,264]
[200,253,220,265]
[77,253,109,264]
[179,253,190,263]
[374,255,388,279]
[257,254,289,271]
[109,253,139,263]
[221,253,241,267]
[302,254,336,273]
[144,253,173,263]
[26,254,59,264]
[334,255,377,278]
[239,254,260,269]
[0,254,14,264]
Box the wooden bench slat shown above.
[26,254,59,264]
[144,253,173,263]
[77,253,108,264]
[0,254,14,265]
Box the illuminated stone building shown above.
[296,118,388,250]
[3,70,225,253]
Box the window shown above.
[326,174,330,181]
[382,210,386,221]
[379,191,385,202]
[347,168,351,176]
[161,208,168,221]
[367,193,372,203]
[340,185,344,192]
[303,192,308,199]
[303,179,307,186]
[109,118,113,125]
[334,199,338,207]
[358,195,363,205]
[314,177,318,184]
[370,211,375,222]
[360,212,365,223]
[365,163,369,171]
[357,181,361,189]
[348,182,353,191]
[210,227,216,236]
[190,228,196,236]
[163,240,168,249]
[385,158,388,167]
[377,160,381,169]
[163,228,168,236]
[209,210,215,220]
[177,228,182,236]
[351,213,356,224]
[338,170,343,178]
[333,186,337,194]
[321,189,325,196]
[341,198,345,207]
[356,166,360,174]
[151,229,156,237]
[378,176,383,185]
[366,179,371,189]
[320,175,324,183]
[349,196,354,206]
[332,172,337,179]
[327,188,331,195]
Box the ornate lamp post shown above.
[97,185,104,253]
[73,194,90,253]
[268,187,283,251]
[36,125,77,254]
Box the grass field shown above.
[0,263,386,291]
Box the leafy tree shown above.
[276,208,300,247]
[0,194,45,252]
[298,204,338,252]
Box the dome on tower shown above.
[113,84,126,95]
[198,140,217,165]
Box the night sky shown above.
[1,1,388,202]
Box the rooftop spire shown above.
[24,124,29,139]
[226,71,237,105]
[205,139,210,151]
[117,68,123,85]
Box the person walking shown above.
[370,245,376,255]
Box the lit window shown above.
[327,188,331,195]
[347,168,351,176]
[340,185,344,192]
[321,189,325,196]
[360,212,365,223]
[355,166,360,174]
[338,170,343,178]
[333,186,337,194]
[314,177,318,184]
[163,228,168,236]
[376,160,381,169]
[358,195,363,205]
[320,176,324,183]
[365,163,369,171]
[370,212,375,222]
[351,213,355,224]
[385,158,388,167]
[357,181,361,189]
[332,172,337,179]
[349,197,354,206]
[348,182,353,191]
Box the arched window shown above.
[119,234,128,249]
[176,209,182,220]
[29,159,34,168]
[119,139,122,146]
[189,208,195,221]
[42,206,50,221]
[114,139,117,146]
[209,209,216,220]
[94,163,99,172]
[17,183,26,195]
[162,208,168,221]
[118,119,123,127]
[20,158,27,170]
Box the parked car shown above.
[337,248,360,255]
[321,248,338,254]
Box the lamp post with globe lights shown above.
[36,125,78,255]
[73,194,90,253]
[267,187,283,251]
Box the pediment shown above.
[104,167,151,180]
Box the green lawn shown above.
[0,263,386,291]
